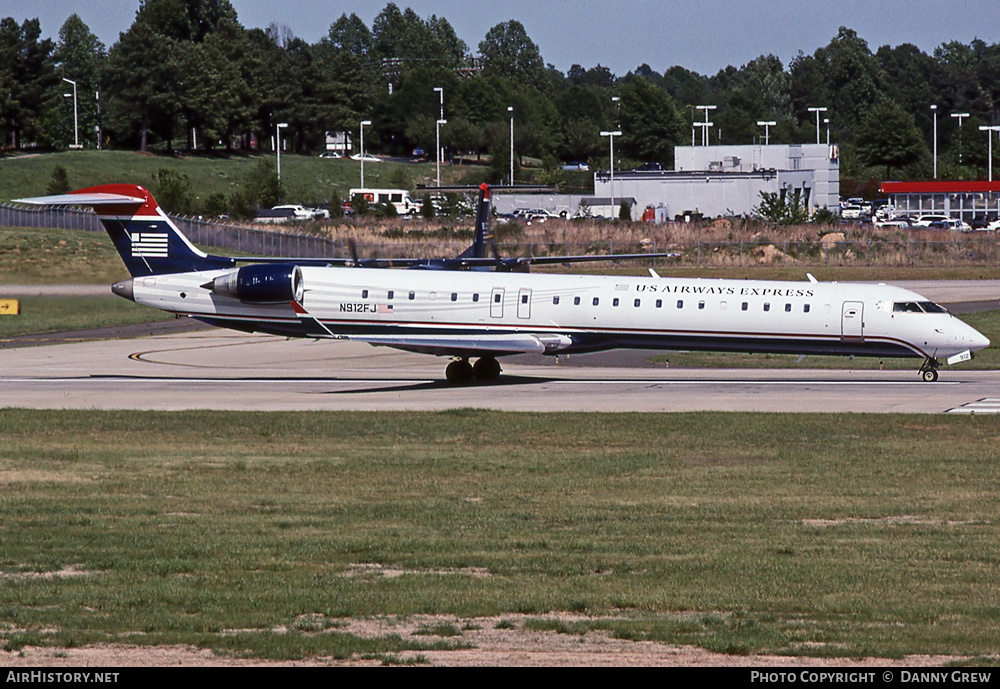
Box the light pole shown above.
[95,90,101,150]
[824,118,830,146]
[360,119,371,188]
[275,122,288,201]
[756,120,776,146]
[600,130,621,218]
[931,104,938,178]
[434,86,444,187]
[62,78,80,149]
[808,107,827,145]
[508,106,514,186]
[435,118,447,187]
[612,96,621,168]
[696,105,716,145]
[952,113,969,165]
[694,121,713,147]
[979,125,1000,182]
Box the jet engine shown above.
[207,264,304,304]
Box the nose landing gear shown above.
[919,357,940,382]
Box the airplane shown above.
[15,183,989,384]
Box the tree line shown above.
[3,0,1000,183]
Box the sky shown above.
[6,0,1000,77]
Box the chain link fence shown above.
[4,203,1000,268]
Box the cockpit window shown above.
[893,301,948,313]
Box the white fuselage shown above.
[125,267,989,363]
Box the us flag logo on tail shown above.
[131,232,169,257]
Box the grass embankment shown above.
[0,149,550,210]
[1,410,998,661]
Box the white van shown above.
[348,188,420,215]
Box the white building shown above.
[594,143,840,220]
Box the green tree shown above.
[53,15,105,149]
[617,75,685,164]
[478,20,546,90]
[152,168,193,215]
[856,100,926,178]
[46,165,70,194]
[0,18,56,149]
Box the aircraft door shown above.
[841,301,864,339]
[517,288,532,319]
[490,287,504,318]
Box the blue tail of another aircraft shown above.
[15,184,236,277]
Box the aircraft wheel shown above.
[446,359,474,385]
[473,356,502,381]
[922,368,939,383]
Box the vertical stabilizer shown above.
[14,184,236,277]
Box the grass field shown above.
[0,295,173,338]
[0,410,998,663]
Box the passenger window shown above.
[387,290,394,300]
[742,302,748,311]
[574,296,581,305]
[409,291,415,300]
[634,298,641,307]
[613,298,620,307]
[655,299,662,308]
[494,293,502,303]
[720,301,727,310]
[451,293,458,302]
[593,297,599,306]
[521,294,528,304]
[362,289,368,298]
[553,296,560,305]
[804,304,810,313]
[698,301,705,310]
[785,303,791,312]
[472,293,479,303]
[763,303,770,312]
[677,300,683,309]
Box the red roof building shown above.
[880,181,1000,223]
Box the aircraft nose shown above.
[959,321,990,351]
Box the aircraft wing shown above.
[291,300,572,355]
[343,332,574,356]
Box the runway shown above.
[2,328,996,413]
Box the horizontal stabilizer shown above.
[14,193,146,206]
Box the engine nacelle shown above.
[209,264,304,304]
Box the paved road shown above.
[1,330,996,414]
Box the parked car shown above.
[927,218,971,231]
[349,153,381,163]
[841,205,868,220]
[271,204,315,220]
[875,216,911,229]
[561,161,590,171]
[911,214,953,227]
[986,219,1000,232]
[318,151,342,159]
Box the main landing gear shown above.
[919,357,940,382]
[445,356,502,384]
